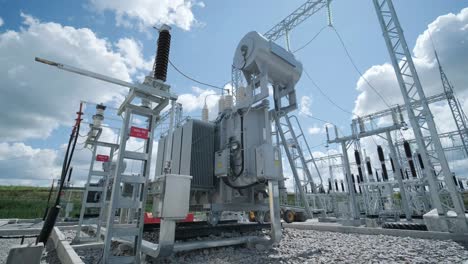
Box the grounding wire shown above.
[331,26,392,108]
[169,59,228,92]
[293,25,328,53]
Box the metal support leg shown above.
[268,181,282,243]
[386,131,412,221]
[341,141,359,220]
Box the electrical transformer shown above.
[155,105,281,223]
[154,30,302,227]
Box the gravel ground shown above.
[49,228,468,263]
[0,237,56,264]
[144,228,468,264]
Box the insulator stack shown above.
[366,158,373,176]
[335,179,339,192]
[453,174,458,186]
[328,179,332,193]
[340,180,345,192]
[377,146,389,181]
[354,150,364,182]
[405,170,410,180]
[202,105,209,122]
[351,174,357,193]
[375,170,380,182]
[403,141,417,178]
[153,25,171,82]
[417,153,425,169]
[390,157,395,172]
[459,180,465,190]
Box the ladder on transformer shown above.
[273,112,324,218]
[279,114,324,190]
[75,130,118,243]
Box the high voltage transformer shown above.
[152,30,302,226]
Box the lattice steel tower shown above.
[373,0,467,231]
[435,51,468,158]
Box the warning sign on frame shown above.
[129,126,149,139]
[96,154,110,162]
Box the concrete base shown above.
[423,209,450,232]
[365,218,379,228]
[6,243,44,264]
[339,219,362,227]
[318,217,338,223]
[446,213,468,234]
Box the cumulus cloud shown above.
[177,86,221,119]
[308,126,321,135]
[351,8,468,176]
[299,95,313,116]
[89,0,204,31]
[0,142,61,185]
[311,8,468,187]
[353,8,468,118]
[0,13,151,142]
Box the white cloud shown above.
[347,8,468,182]
[177,86,221,119]
[89,0,204,31]
[0,142,61,185]
[0,13,151,142]
[308,126,321,135]
[116,38,153,74]
[299,95,313,116]
[353,8,468,118]
[0,17,4,27]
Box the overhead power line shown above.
[331,26,392,108]
[293,25,329,53]
[169,59,228,92]
[303,67,356,117]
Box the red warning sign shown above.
[96,154,110,162]
[129,126,149,139]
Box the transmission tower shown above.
[373,0,467,231]
[435,51,468,158]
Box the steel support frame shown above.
[340,140,360,219]
[75,140,118,243]
[436,52,468,158]
[373,0,467,231]
[385,130,412,221]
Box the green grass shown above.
[0,186,82,219]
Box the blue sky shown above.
[0,0,467,185]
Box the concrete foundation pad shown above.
[6,243,44,264]
[339,219,362,227]
[51,227,85,264]
[365,218,379,228]
[318,217,338,223]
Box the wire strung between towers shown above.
[303,68,356,117]
[293,25,329,53]
[331,26,392,108]
[169,59,228,92]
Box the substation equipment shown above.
[36,23,305,261]
[226,0,468,231]
[74,103,120,243]
[34,0,468,262]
